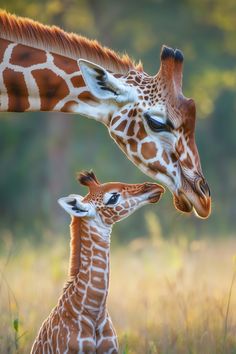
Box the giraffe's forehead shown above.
[125,72,159,103]
[123,70,195,125]
[83,184,121,204]
[101,182,146,193]
[83,190,103,204]
[116,72,196,134]
[84,182,146,203]
[96,182,140,197]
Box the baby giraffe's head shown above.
[58,170,164,227]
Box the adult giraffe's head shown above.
[58,170,164,227]
[0,13,210,218]
[79,46,211,218]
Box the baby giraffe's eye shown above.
[105,193,120,205]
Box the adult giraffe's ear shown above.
[58,195,95,218]
[79,59,137,104]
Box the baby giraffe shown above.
[31,171,164,354]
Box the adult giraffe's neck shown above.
[0,38,111,124]
[68,217,112,319]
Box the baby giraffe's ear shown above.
[58,195,95,218]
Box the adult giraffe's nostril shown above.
[196,178,211,198]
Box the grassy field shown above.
[0,213,236,354]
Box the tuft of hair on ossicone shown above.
[77,170,100,187]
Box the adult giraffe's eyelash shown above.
[144,113,173,133]
[105,193,120,205]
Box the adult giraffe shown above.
[0,11,211,218]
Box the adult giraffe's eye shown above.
[106,193,120,205]
[144,113,171,132]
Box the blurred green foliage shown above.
[0,0,236,240]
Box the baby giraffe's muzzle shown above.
[141,183,165,203]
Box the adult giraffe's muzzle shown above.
[174,177,211,218]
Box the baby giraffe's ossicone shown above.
[31,171,164,354]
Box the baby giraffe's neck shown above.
[67,216,112,322]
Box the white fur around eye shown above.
[148,103,167,122]
[150,115,165,124]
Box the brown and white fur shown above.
[0,12,211,218]
[31,171,164,353]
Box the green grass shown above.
[1,217,236,353]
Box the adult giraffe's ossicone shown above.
[0,11,211,218]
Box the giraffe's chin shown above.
[148,192,163,204]
[192,197,211,219]
[173,192,193,214]
[174,192,211,218]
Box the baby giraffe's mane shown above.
[0,11,143,74]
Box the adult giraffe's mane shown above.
[0,11,143,74]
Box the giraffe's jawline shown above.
[148,192,162,203]
[174,192,193,214]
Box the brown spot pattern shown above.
[71,75,85,88]
[132,155,142,165]
[78,91,95,102]
[60,100,78,112]
[119,209,128,216]
[53,54,80,74]
[10,44,46,67]
[3,68,29,111]
[32,68,69,110]
[115,120,127,132]
[136,123,147,140]
[0,38,11,63]
[148,161,167,174]
[111,116,121,125]
[128,109,133,117]
[128,138,137,152]
[162,151,170,164]
[170,153,178,163]
[127,120,136,136]
[141,142,157,159]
